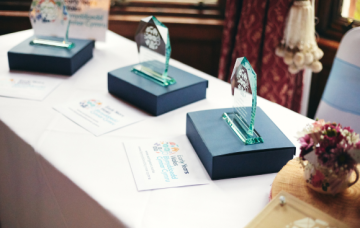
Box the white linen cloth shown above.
[0,30,313,228]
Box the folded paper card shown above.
[123,136,210,191]
[0,75,62,101]
[53,95,147,136]
[66,0,110,41]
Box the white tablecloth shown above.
[0,30,313,228]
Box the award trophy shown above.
[132,16,175,87]
[29,0,74,49]
[222,57,263,145]
[107,15,208,116]
[186,56,294,180]
[8,0,96,75]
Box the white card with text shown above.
[67,0,110,41]
[54,95,146,136]
[124,136,210,191]
[0,75,62,101]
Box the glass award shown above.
[29,0,74,49]
[222,57,263,145]
[132,16,175,87]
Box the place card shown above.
[67,0,110,41]
[54,95,146,136]
[124,136,210,191]
[0,75,62,101]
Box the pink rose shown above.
[299,134,314,158]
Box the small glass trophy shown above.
[132,16,175,87]
[222,57,263,145]
[29,0,74,49]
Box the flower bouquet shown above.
[297,120,360,194]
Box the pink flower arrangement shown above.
[311,170,325,188]
[298,120,360,194]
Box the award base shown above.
[108,64,208,116]
[222,112,263,145]
[132,64,176,87]
[186,108,295,180]
[8,36,94,76]
[30,38,75,49]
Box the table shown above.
[0,30,313,228]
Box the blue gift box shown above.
[186,108,295,180]
[108,64,208,116]
[8,36,94,76]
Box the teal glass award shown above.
[29,0,74,49]
[222,57,264,145]
[132,16,175,87]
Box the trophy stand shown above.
[7,0,94,75]
[185,57,296,180]
[108,15,208,116]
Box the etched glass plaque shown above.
[245,191,350,228]
[29,0,74,49]
[132,16,175,87]
[222,57,263,145]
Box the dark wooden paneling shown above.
[108,15,223,76]
[0,12,31,35]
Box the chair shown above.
[315,27,360,133]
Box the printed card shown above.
[124,136,210,191]
[54,95,146,136]
[0,75,62,101]
[67,0,110,41]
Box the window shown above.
[341,0,360,20]
[316,0,360,41]
[110,0,225,19]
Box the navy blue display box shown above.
[8,36,94,75]
[186,108,295,180]
[108,64,208,116]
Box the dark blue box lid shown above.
[8,36,94,75]
[187,107,295,157]
[8,36,94,58]
[109,64,208,96]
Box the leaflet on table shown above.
[53,95,146,136]
[0,75,62,101]
[124,136,210,191]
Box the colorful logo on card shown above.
[79,99,102,109]
[153,141,179,155]
[30,0,66,23]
